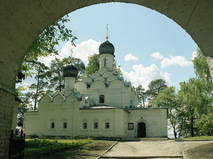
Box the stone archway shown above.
[1,1,213,158]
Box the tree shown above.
[136,84,146,107]
[178,78,201,137]
[152,86,179,138]
[29,61,49,110]
[195,113,213,136]
[48,56,85,91]
[84,54,100,76]
[192,49,213,115]
[146,79,168,107]
[16,86,33,127]
[19,15,77,78]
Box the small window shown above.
[63,122,67,129]
[51,122,55,129]
[99,95,104,103]
[83,123,87,129]
[128,123,134,130]
[105,122,109,129]
[94,122,98,129]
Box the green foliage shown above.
[192,49,212,84]
[176,49,213,137]
[195,113,213,136]
[25,138,58,148]
[84,54,100,76]
[20,15,77,78]
[135,84,146,107]
[152,86,179,138]
[28,61,50,110]
[146,79,168,107]
[24,138,87,156]
[84,54,122,76]
[48,56,85,91]
[147,79,168,97]
[24,138,115,158]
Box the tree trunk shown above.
[34,70,40,110]
[190,107,195,137]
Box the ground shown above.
[101,140,213,158]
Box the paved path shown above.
[101,140,213,158]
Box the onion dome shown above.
[99,40,115,56]
[63,65,78,78]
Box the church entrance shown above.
[138,122,146,138]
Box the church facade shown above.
[24,39,167,139]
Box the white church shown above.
[24,38,167,139]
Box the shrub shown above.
[195,113,213,136]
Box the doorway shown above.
[138,122,146,138]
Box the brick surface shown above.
[0,89,15,159]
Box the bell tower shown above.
[99,25,115,71]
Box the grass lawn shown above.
[24,138,116,159]
[183,136,213,141]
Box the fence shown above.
[9,130,25,159]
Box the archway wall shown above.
[1,0,213,91]
[1,0,213,158]
[1,0,213,92]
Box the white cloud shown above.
[124,53,139,61]
[161,56,191,68]
[121,64,172,90]
[61,39,101,62]
[151,52,192,68]
[151,52,164,59]
[38,39,101,67]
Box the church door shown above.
[138,122,146,138]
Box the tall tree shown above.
[136,84,146,107]
[84,54,100,76]
[146,79,168,107]
[48,56,85,91]
[29,61,49,110]
[178,78,201,137]
[152,86,179,138]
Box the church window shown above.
[83,123,87,129]
[99,95,104,103]
[105,122,110,129]
[63,122,67,129]
[128,123,134,130]
[51,122,55,129]
[94,122,98,129]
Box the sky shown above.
[37,3,198,90]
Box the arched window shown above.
[51,122,55,129]
[63,122,67,129]
[99,95,104,103]
[105,122,109,129]
[83,123,87,129]
[94,122,98,129]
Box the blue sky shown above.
[38,3,197,90]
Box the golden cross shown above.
[106,24,109,41]
[70,47,73,65]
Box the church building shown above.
[24,37,167,139]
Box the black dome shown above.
[99,40,115,55]
[63,65,78,78]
